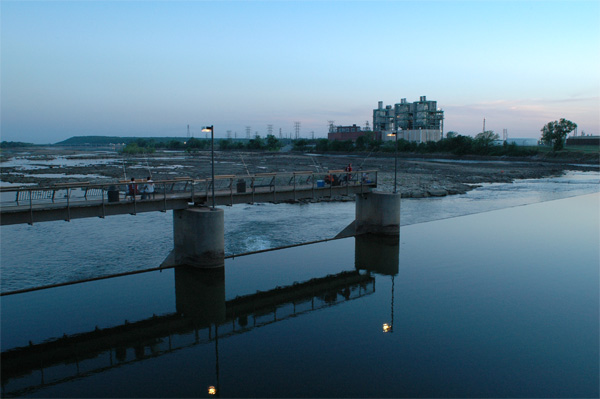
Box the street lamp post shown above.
[387,129,398,194]
[393,129,398,194]
[202,125,216,209]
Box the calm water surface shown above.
[1,193,598,397]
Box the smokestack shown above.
[378,101,383,109]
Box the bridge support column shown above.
[173,207,224,268]
[355,192,400,235]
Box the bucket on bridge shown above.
[107,186,120,203]
[317,180,325,188]
[236,179,246,193]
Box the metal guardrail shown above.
[0,170,378,225]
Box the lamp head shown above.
[201,125,214,133]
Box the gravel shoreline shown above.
[1,147,597,199]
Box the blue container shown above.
[317,180,325,188]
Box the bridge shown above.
[1,168,400,268]
[0,170,378,226]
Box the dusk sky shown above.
[1,1,599,144]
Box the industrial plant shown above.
[373,96,444,143]
[328,96,444,143]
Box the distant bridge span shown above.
[0,170,378,226]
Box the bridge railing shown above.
[0,169,378,215]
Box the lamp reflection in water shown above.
[175,266,225,398]
[354,234,399,334]
[382,275,395,333]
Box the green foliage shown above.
[330,140,354,152]
[474,131,500,145]
[293,139,310,151]
[121,143,155,155]
[541,118,577,151]
[219,139,245,150]
[247,135,265,150]
[265,134,281,151]
[185,138,210,152]
[1,141,35,148]
[438,135,473,155]
[55,136,188,146]
[354,132,381,151]
[315,138,329,152]
[166,140,184,150]
[472,131,500,154]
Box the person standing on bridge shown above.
[142,176,155,200]
[127,177,138,200]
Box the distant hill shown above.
[55,136,188,146]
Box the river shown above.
[1,170,598,293]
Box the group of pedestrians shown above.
[127,176,155,200]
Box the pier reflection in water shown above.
[1,240,380,398]
[1,193,598,398]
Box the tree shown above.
[293,139,309,151]
[265,134,281,151]
[474,130,500,154]
[315,138,329,152]
[540,118,577,151]
[247,135,265,150]
[475,130,499,144]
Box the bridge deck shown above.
[0,171,377,225]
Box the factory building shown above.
[566,135,600,147]
[327,124,382,142]
[373,96,444,143]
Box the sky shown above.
[1,0,599,144]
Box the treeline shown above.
[120,135,284,154]
[0,141,36,148]
[310,132,539,157]
[120,133,541,157]
[57,136,188,146]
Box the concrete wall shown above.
[355,192,400,235]
[173,207,224,267]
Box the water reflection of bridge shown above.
[1,267,375,397]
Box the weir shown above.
[1,170,401,269]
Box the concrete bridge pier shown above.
[355,192,401,235]
[172,207,225,268]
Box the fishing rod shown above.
[358,149,375,169]
[121,157,127,180]
[144,152,152,178]
[310,155,323,172]
[239,153,251,176]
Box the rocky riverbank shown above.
[1,147,596,199]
